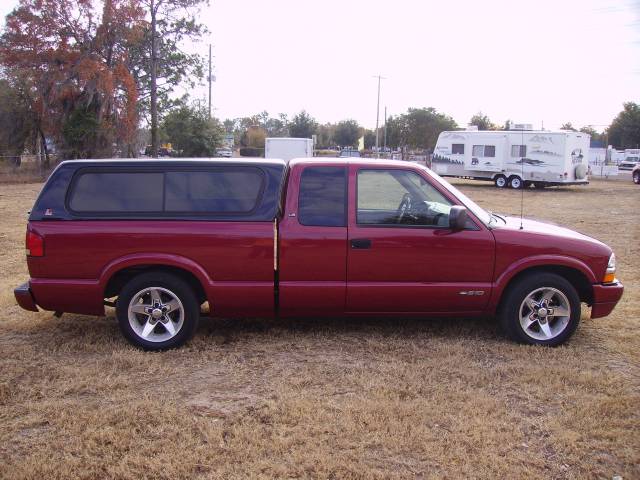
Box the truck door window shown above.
[357,169,452,227]
[298,166,347,227]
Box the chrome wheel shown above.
[519,287,571,341]
[495,175,507,188]
[128,287,184,343]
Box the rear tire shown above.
[498,273,581,346]
[116,272,200,350]
[508,175,523,189]
[633,170,640,185]
[494,175,507,188]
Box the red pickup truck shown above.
[15,158,623,350]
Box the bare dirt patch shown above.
[0,178,638,479]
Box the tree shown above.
[141,0,208,158]
[0,78,36,162]
[241,126,267,148]
[396,107,457,151]
[607,102,640,149]
[160,99,223,157]
[0,0,144,161]
[560,122,577,131]
[288,110,318,138]
[363,129,377,149]
[469,112,496,130]
[333,120,360,147]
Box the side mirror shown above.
[449,206,468,230]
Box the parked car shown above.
[633,164,640,184]
[15,158,623,350]
[618,156,639,171]
[339,149,361,158]
[215,148,233,158]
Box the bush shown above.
[239,147,264,157]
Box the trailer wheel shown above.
[494,175,507,188]
[633,170,640,185]
[508,176,523,189]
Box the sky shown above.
[1,0,638,131]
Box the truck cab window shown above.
[298,167,347,227]
[357,169,452,227]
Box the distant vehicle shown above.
[265,137,313,162]
[618,156,639,171]
[432,129,590,189]
[144,144,175,157]
[215,148,233,158]
[339,149,361,158]
[632,164,640,184]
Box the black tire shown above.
[633,170,640,185]
[508,175,523,189]
[494,175,507,188]
[498,273,581,347]
[116,271,200,350]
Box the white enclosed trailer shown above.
[265,137,314,162]
[432,129,590,188]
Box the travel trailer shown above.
[432,129,590,188]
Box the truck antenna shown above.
[519,128,525,230]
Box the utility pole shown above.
[373,75,385,158]
[383,106,387,154]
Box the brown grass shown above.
[0,178,638,479]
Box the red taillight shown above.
[26,230,44,257]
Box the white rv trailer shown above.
[432,129,590,188]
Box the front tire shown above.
[116,272,200,350]
[499,273,581,346]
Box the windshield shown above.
[421,167,492,226]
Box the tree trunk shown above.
[150,0,159,158]
[38,127,50,169]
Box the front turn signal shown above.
[603,253,616,283]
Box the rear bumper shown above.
[14,282,39,312]
[14,278,105,316]
[591,281,624,319]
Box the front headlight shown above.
[603,253,616,283]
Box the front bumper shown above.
[590,281,624,319]
[14,282,39,312]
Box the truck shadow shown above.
[198,315,500,344]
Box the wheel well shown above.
[104,265,207,304]
[500,265,593,306]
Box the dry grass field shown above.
[0,178,638,479]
